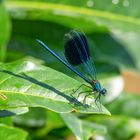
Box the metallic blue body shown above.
[37,31,107,99]
[93,81,102,91]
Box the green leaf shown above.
[86,115,140,140]
[0,107,29,117]
[0,3,11,61]
[111,31,140,70]
[41,110,64,134]
[27,109,65,138]
[14,107,46,127]
[60,113,107,140]
[107,94,140,119]
[5,0,140,33]
[14,108,65,139]
[0,123,28,140]
[0,59,110,115]
[0,117,13,126]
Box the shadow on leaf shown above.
[0,70,89,109]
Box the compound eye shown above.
[102,88,107,95]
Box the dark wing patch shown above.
[64,31,90,66]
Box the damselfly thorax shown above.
[90,80,107,96]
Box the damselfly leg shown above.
[95,93,102,111]
[71,84,92,97]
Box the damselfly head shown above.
[64,30,90,66]
[100,88,107,96]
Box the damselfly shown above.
[37,30,107,105]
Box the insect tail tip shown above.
[36,38,41,42]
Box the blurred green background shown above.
[0,0,140,140]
